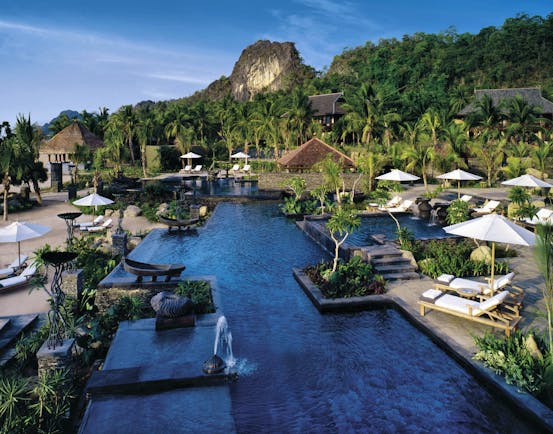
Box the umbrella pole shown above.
[457,181,461,199]
[490,241,496,293]
[18,241,21,269]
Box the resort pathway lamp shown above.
[444,214,535,290]
[437,169,482,199]
[0,221,51,268]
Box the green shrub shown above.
[304,256,386,298]
[446,199,470,224]
[175,280,215,314]
[474,331,550,404]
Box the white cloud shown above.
[146,73,212,85]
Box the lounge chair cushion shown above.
[435,294,481,315]
[479,290,509,311]
[491,272,515,290]
[422,289,443,300]
[0,275,27,288]
[448,273,514,295]
[437,274,455,284]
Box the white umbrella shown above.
[73,193,114,220]
[180,152,202,168]
[376,169,420,182]
[231,151,250,164]
[437,169,482,199]
[444,214,535,289]
[501,174,553,189]
[0,221,51,268]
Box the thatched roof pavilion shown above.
[457,87,553,117]
[278,136,354,172]
[40,121,104,163]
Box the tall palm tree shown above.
[402,142,435,191]
[470,137,505,187]
[532,137,552,180]
[0,136,15,221]
[506,95,542,144]
[136,117,154,177]
[442,122,468,167]
[110,105,137,164]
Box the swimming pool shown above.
[129,203,535,432]
[346,213,448,246]
[163,177,259,196]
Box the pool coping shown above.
[292,267,553,433]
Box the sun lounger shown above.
[0,254,28,277]
[231,164,240,172]
[523,208,553,226]
[85,218,113,233]
[0,263,38,291]
[76,215,104,229]
[192,165,202,172]
[387,199,414,213]
[180,165,192,174]
[473,200,500,215]
[242,164,251,173]
[460,195,472,202]
[434,271,523,305]
[418,289,520,336]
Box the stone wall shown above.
[95,287,160,314]
[258,172,362,191]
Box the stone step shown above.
[380,271,420,281]
[0,314,40,367]
[372,256,411,266]
[374,263,415,273]
[0,318,11,333]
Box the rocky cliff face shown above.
[200,40,314,101]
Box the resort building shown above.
[308,92,346,131]
[278,135,354,172]
[457,87,553,119]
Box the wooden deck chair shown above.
[473,200,500,215]
[192,165,202,172]
[77,215,104,229]
[460,194,472,202]
[0,263,38,291]
[86,218,113,233]
[523,208,553,226]
[387,199,414,213]
[0,254,28,277]
[418,289,520,336]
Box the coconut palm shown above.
[532,136,552,180]
[110,105,137,164]
[470,136,505,187]
[402,142,434,191]
[136,117,154,177]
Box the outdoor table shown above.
[57,212,82,249]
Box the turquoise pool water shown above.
[128,203,536,432]
[163,177,259,196]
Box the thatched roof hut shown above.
[40,121,104,163]
[308,92,346,130]
[278,136,354,172]
[457,87,553,117]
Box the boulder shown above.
[470,246,492,263]
[157,203,168,215]
[127,236,142,250]
[124,204,142,217]
[507,203,520,219]
[199,205,208,218]
[525,334,543,360]
[401,250,418,270]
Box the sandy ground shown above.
[0,188,163,317]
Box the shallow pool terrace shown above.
[344,213,449,246]
[163,177,259,196]
[118,202,536,432]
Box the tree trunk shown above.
[141,148,147,178]
[31,179,42,205]
[127,138,136,164]
[3,185,8,221]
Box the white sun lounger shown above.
[85,218,113,233]
[192,165,202,172]
[435,272,516,296]
[473,200,500,214]
[77,215,104,229]
[460,195,472,202]
[523,208,553,226]
[0,254,28,276]
[0,263,38,291]
[387,199,414,213]
[419,289,520,336]
[180,165,192,174]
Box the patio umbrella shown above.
[180,152,202,168]
[444,214,535,289]
[437,169,482,199]
[501,174,553,189]
[376,169,420,182]
[73,193,114,220]
[0,221,51,268]
[231,151,250,164]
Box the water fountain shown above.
[203,316,236,374]
[428,208,438,226]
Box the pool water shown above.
[130,203,535,432]
[164,177,259,196]
[346,213,448,246]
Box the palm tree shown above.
[356,146,388,192]
[110,105,137,164]
[136,117,153,177]
[402,142,435,191]
[14,115,45,204]
[470,137,505,187]
[534,223,553,359]
[532,137,552,180]
[506,95,542,144]
[421,109,441,148]
[442,122,468,166]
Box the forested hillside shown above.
[312,13,553,119]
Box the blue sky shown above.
[1,0,551,124]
